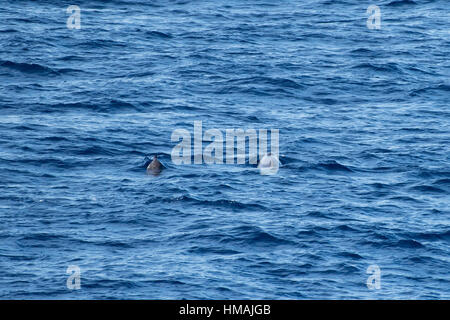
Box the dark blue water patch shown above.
[413,167,450,179]
[151,195,269,212]
[76,39,129,49]
[404,230,450,242]
[214,77,303,96]
[145,30,173,39]
[386,0,417,7]
[0,60,59,75]
[82,278,142,290]
[388,196,423,203]
[0,28,19,33]
[316,160,354,172]
[409,83,450,97]
[0,253,36,262]
[187,246,241,255]
[395,239,425,249]
[410,185,446,194]
[222,225,295,246]
[336,251,364,260]
[11,101,142,114]
[433,178,450,186]
[351,62,405,74]
[349,48,377,56]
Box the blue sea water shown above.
[0,0,449,299]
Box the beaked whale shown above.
[146,155,163,175]
[257,153,280,175]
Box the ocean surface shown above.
[0,0,449,299]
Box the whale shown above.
[146,155,163,175]
[257,153,280,175]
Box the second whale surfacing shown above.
[257,153,280,175]
[146,155,164,175]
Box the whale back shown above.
[258,153,280,175]
[147,156,163,175]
